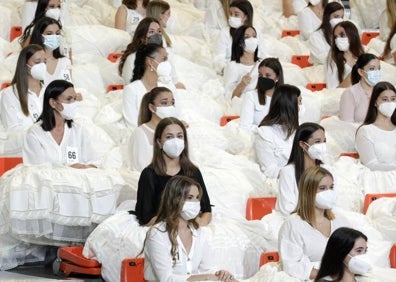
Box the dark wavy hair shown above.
[256,58,284,105]
[318,2,344,45]
[132,43,163,82]
[30,17,64,59]
[350,53,378,85]
[231,25,259,63]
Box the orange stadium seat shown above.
[121,258,145,282]
[339,152,359,159]
[220,115,239,126]
[361,31,380,45]
[390,244,396,268]
[306,83,326,92]
[106,84,124,93]
[291,55,313,68]
[10,26,22,42]
[246,197,277,220]
[363,193,396,214]
[1,82,11,90]
[259,251,279,266]
[0,157,23,176]
[107,52,123,63]
[281,30,300,38]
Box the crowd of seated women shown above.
[0,0,396,281]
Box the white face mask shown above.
[165,16,175,30]
[43,34,61,50]
[180,201,200,221]
[59,102,78,120]
[330,18,343,28]
[244,37,258,53]
[347,254,372,275]
[228,16,243,28]
[378,101,396,117]
[29,62,47,81]
[315,189,337,209]
[335,37,350,52]
[155,105,177,119]
[298,104,306,119]
[310,0,321,5]
[364,69,381,86]
[162,138,185,158]
[45,8,61,20]
[156,61,172,77]
[305,142,327,162]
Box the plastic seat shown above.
[246,197,277,220]
[291,55,313,68]
[281,29,300,38]
[0,157,23,176]
[220,115,239,126]
[321,115,332,120]
[106,84,124,93]
[361,31,380,45]
[339,152,359,159]
[53,246,101,277]
[306,83,326,92]
[1,82,11,90]
[121,258,145,282]
[363,193,396,214]
[390,244,396,268]
[259,251,279,266]
[10,26,22,42]
[107,52,123,63]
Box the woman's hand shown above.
[70,163,97,169]
[241,74,252,86]
[215,270,237,281]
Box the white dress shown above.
[122,5,144,37]
[325,59,352,89]
[239,90,271,131]
[297,6,322,40]
[223,61,259,100]
[308,29,330,65]
[121,52,136,85]
[128,123,154,172]
[44,57,72,86]
[355,124,396,171]
[214,27,232,72]
[276,164,298,216]
[279,212,349,280]
[255,124,295,178]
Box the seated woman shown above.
[325,21,364,89]
[1,44,46,131]
[135,117,212,226]
[355,81,396,171]
[339,53,380,123]
[255,84,301,178]
[119,17,162,84]
[277,122,328,216]
[214,0,254,73]
[114,0,149,37]
[23,79,101,168]
[144,175,235,281]
[122,43,176,128]
[297,0,328,41]
[239,57,284,131]
[223,25,260,101]
[279,166,348,280]
[382,22,396,65]
[308,2,344,65]
[30,16,72,86]
[128,87,176,171]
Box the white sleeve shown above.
[122,54,135,85]
[223,61,240,99]
[297,9,315,40]
[22,129,47,165]
[214,29,231,72]
[144,228,188,282]
[196,229,215,274]
[239,91,256,131]
[277,166,298,216]
[325,60,339,89]
[278,220,316,280]
[308,31,329,65]
[0,88,24,131]
[128,127,152,172]
[254,127,281,178]
[355,126,396,171]
[122,84,139,127]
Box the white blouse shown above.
[239,90,271,131]
[144,222,213,282]
[223,61,259,100]
[276,164,298,216]
[121,52,136,85]
[128,123,154,172]
[214,27,232,72]
[297,6,322,40]
[325,59,352,89]
[123,5,144,37]
[123,80,148,128]
[308,29,330,65]
[44,57,72,86]
[23,122,101,167]
[255,124,295,178]
[355,124,396,171]
[0,85,45,131]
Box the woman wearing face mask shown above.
[255,84,302,178]
[339,53,381,123]
[277,123,329,216]
[223,25,260,102]
[22,80,100,168]
[279,166,348,280]
[119,17,163,84]
[315,227,372,282]
[20,0,62,47]
[308,2,344,65]
[214,0,254,73]
[115,0,149,37]
[135,117,212,227]
[0,44,46,132]
[297,0,328,40]
[239,58,284,131]
[128,87,177,171]
[326,21,364,89]
[143,175,234,281]
[30,17,71,86]
[123,44,176,128]
[355,81,396,171]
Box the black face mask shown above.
[147,33,163,46]
[257,77,275,92]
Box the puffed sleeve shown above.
[223,61,240,100]
[239,90,256,131]
[122,83,139,128]
[193,169,212,213]
[128,126,153,172]
[277,165,298,216]
[22,128,47,165]
[339,87,356,122]
[308,30,330,65]
[355,126,396,171]
[278,219,316,280]
[325,60,340,89]
[254,126,281,178]
[135,167,157,225]
[122,53,136,85]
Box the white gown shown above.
[128,123,154,172]
[239,91,271,132]
[297,6,322,41]
[44,57,72,86]
[308,29,330,65]
[325,60,352,89]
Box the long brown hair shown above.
[146,0,172,47]
[11,44,44,116]
[138,87,173,125]
[383,21,396,60]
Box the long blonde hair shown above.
[385,0,396,30]
[294,167,335,228]
[146,0,172,47]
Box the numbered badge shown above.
[66,146,79,164]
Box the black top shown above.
[135,166,212,225]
